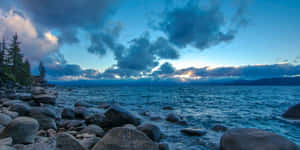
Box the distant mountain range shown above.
[49,76,300,86]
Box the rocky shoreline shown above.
[0,85,299,150]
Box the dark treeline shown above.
[0,33,45,85]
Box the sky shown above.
[0,0,300,83]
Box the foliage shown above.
[39,61,46,80]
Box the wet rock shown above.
[79,137,100,150]
[92,127,159,150]
[159,143,170,150]
[58,120,86,131]
[137,123,161,142]
[9,103,31,116]
[0,137,13,146]
[56,132,85,150]
[2,110,18,119]
[0,145,16,150]
[211,124,227,132]
[0,117,39,144]
[80,124,104,137]
[0,113,12,126]
[74,106,94,119]
[16,93,32,101]
[75,101,94,107]
[14,137,56,150]
[220,128,299,150]
[29,107,57,130]
[123,124,136,129]
[62,108,75,119]
[3,100,24,107]
[101,104,141,128]
[181,128,207,136]
[85,113,105,126]
[282,103,300,119]
[150,115,163,121]
[32,94,56,105]
[166,113,179,122]
[31,87,46,95]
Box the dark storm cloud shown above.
[176,64,300,79]
[157,0,245,50]
[152,62,176,77]
[10,0,121,44]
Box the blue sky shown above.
[1,0,300,81]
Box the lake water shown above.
[56,85,300,150]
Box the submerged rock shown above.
[75,101,94,108]
[0,117,39,144]
[56,132,85,150]
[162,106,174,110]
[101,104,141,128]
[220,128,299,150]
[282,103,300,119]
[92,127,159,150]
[62,108,75,119]
[137,123,161,142]
[166,113,179,122]
[180,128,207,136]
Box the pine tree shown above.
[22,59,31,85]
[9,33,23,75]
[39,61,46,80]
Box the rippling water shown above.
[56,85,300,149]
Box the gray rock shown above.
[3,100,24,107]
[0,113,12,126]
[32,94,56,105]
[123,124,136,129]
[220,128,299,150]
[0,145,16,150]
[31,87,46,95]
[85,113,105,126]
[0,117,39,144]
[2,110,18,119]
[0,137,13,146]
[16,93,32,101]
[74,106,94,119]
[62,108,75,119]
[79,137,100,150]
[80,124,104,137]
[9,103,31,116]
[29,107,57,130]
[180,128,207,136]
[282,103,300,119]
[58,120,86,131]
[92,127,159,150]
[162,106,174,110]
[101,104,141,128]
[13,136,56,150]
[137,123,161,142]
[98,102,110,109]
[56,132,85,150]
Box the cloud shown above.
[13,0,121,44]
[0,10,59,60]
[156,0,246,50]
[152,62,176,77]
[174,63,300,80]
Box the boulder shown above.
[80,124,104,137]
[2,110,18,119]
[137,123,161,142]
[0,113,12,126]
[75,101,94,107]
[32,94,56,105]
[13,137,56,150]
[62,108,75,119]
[58,120,86,131]
[79,137,100,150]
[220,128,299,150]
[9,103,31,116]
[180,128,207,136]
[85,113,105,126]
[31,87,46,95]
[3,100,24,107]
[16,93,32,101]
[0,145,16,150]
[0,117,39,144]
[56,132,85,150]
[101,104,141,128]
[98,102,110,109]
[29,107,57,130]
[92,127,159,150]
[211,124,227,132]
[0,137,13,146]
[74,106,94,119]
[282,103,300,119]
